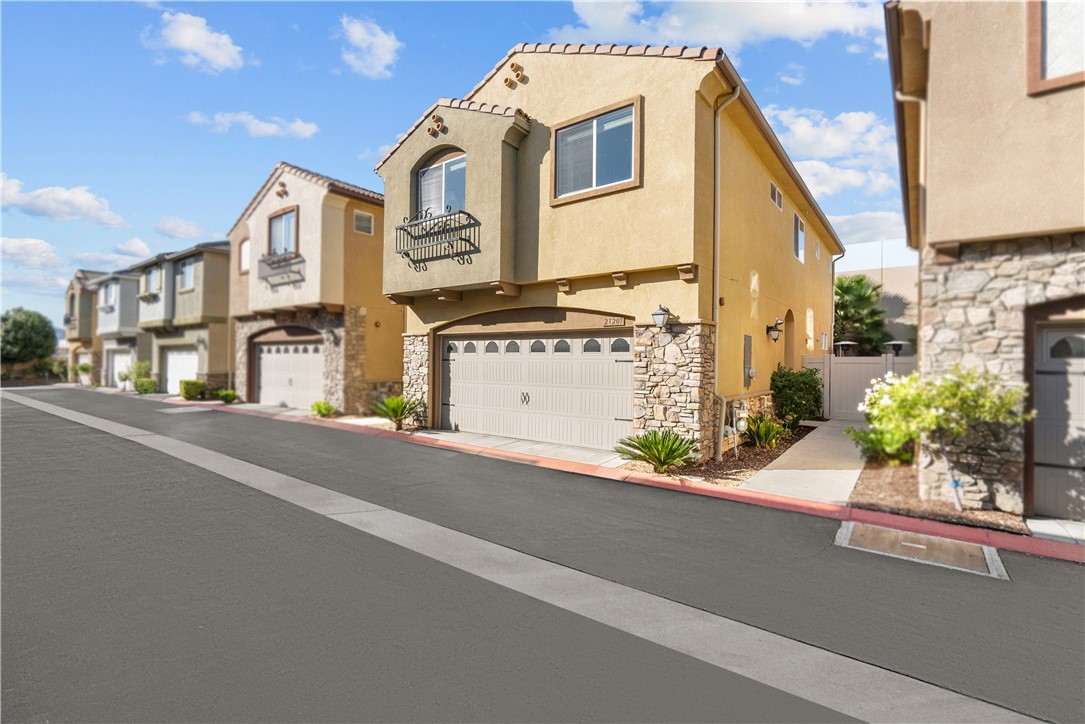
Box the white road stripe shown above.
[2,391,1035,723]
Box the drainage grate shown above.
[835,522,1008,579]
[158,407,211,414]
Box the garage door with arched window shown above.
[251,327,326,410]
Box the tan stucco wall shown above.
[173,253,228,324]
[151,323,228,380]
[899,1,1085,245]
[343,198,405,382]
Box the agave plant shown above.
[744,414,786,449]
[614,429,699,474]
[373,395,423,431]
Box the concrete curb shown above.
[174,398,1085,565]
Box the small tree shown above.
[834,275,891,356]
[0,308,57,378]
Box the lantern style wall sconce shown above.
[888,340,907,356]
[766,317,784,342]
[651,305,672,328]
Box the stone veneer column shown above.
[917,233,1084,513]
[632,322,717,459]
[402,334,430,424]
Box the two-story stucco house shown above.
[64,269,105,383]
[85,270,150,388]
[127,242,231,395]
[228,162,404,413]
[886,0,1085,521]
[377,44,843,457]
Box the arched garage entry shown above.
[435,307,634,450]
[249,326,325,409]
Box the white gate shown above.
[802,354,916,421]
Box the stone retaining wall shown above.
[917,232,1084,513]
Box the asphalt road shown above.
[4,388,1084,722]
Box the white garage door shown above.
[256,342,324,410]
[1034,325,1085,520]
[440,333,633,450]
[107,350,131,388]
[163,347,199,396]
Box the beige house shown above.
[128,242,231,394]
[228,162,404,413]
[85,270,151,389]
[377,44,843,457]
[63,269,104,383]
[887,0,1085,520]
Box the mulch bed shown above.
[849,462,1029,534]
[621,426,815,485]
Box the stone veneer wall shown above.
[402,334,430,424]
[917,233,1084,513]
[632,323,718,459]
[234,308,347,411]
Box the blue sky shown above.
[1,1,916,326]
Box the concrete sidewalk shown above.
[740,420,864,505]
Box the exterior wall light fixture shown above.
[766,318,784,342]
[651,305,672,328]
[888,340,907,356]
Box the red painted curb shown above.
[190,401,1084,565]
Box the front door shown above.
[1033,324,1085,520]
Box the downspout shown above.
[712,84,741,460]
[894,90,927,247]
[829,242,846,419]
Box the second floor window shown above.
[103,282,115,305]
[179,259,195,290]
[145,267,159,292]
[354,210,374,235]
[269,209,297,256]
[555,104,634,197]
[793,215,806,262]
[239,239,250,273]
[418,155,466,214]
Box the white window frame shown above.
[815,238,821,260]
[102,282,116,305]
[418,155,466,215]
[238,239,250,273]
[179,258,195,290]
[770,182,783,210]
[555,106,634,198]
[145,267,160,293]
[268,208,297,257]
[353,210,374,235]
[794,214,806,262]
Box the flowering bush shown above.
[846,366,1031,465]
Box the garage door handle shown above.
[614,417,633,422]
[614,359,634,363]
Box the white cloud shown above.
[114,237,151,257]
[828,211,906,245]
[846,43,865,54]
[777,62,805,86]
[70,252,139,269]
[155,216,206,239]
[188,111,318,139]
[143,11,245,74]
[549,1,884,58]
[795,160,896,198]
[357,143,395,161]
[1,237,64,268]
[763,106,897,167]
[1,174,125,228]
[339,16,403,79]
[0,272,70,296]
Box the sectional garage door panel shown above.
[256,342,324,410]
[1033,325,1085,520]
[441,333,633,450]
[163,348,199,396]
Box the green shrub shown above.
[745,414,786,449]
[75,363,92,374]
[213,389,238,404]
[179,379,205,400]
[32,358,55,378]
[311,400,335,418]
[846,366,1031,465]
[131,360,152,380]
[51,358,68,380]
[771,365,823,430]
[135,378,158,395]
[614,429,700,473]
[372,395,422,431]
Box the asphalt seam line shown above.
[1,391,1034,724]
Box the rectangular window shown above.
[418,157,466,214]
[353,210,374,235]
[145,267,159,292]
[821,333,829,351]
[555,103,635,198]
[1029,0,1085,94]
[815,238,821,260]
[238,239,250,273]
[179,259,195,290]
[104,282,115,305]
[793,215,805,262]
[770,182,783,209]
[269,209,297,256]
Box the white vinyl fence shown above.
[802,354,916,421]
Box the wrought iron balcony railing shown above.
[395,207,481,271]
[258,252,306,287]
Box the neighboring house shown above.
[64,270,105,383]
[228,162,404,413]
[128,242,231,395]
[376,43,843,456]
[85,270,150,388]
[845,265,918,354]
[886,0,1085,520]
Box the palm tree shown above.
[834,275,891,356]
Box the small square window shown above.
[354,210,374,235]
